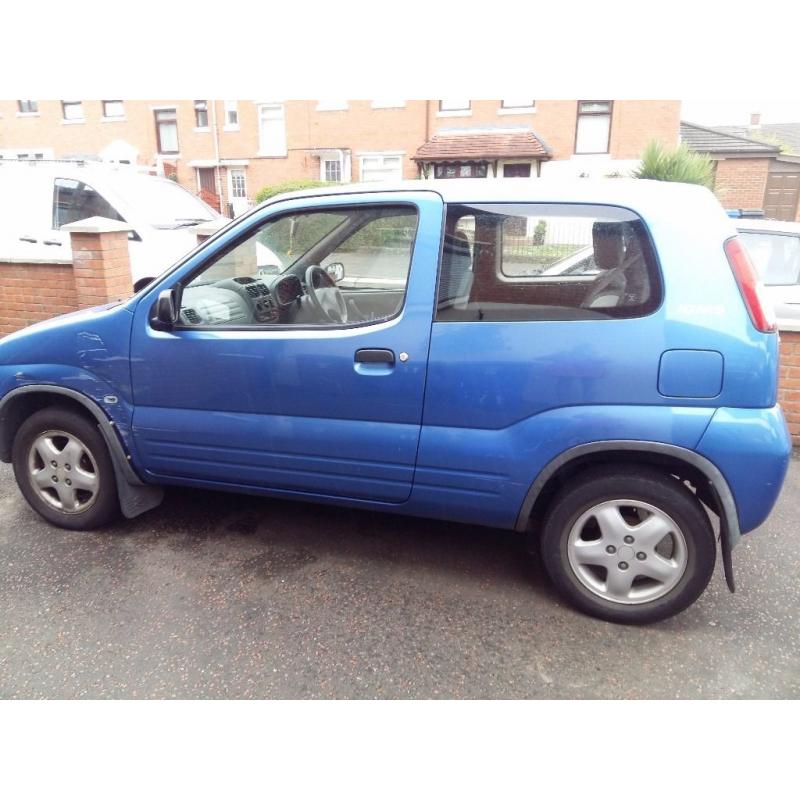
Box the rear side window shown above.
[436,203,661,322]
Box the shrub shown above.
[633,140,714,188]
[254,179,330,205]
[533,219,547,246]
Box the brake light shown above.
[724,236,777,333]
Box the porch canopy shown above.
[414,128,551,178]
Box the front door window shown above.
[228,169,249,217]
[178,204,419,328]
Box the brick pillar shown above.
[779,330,800,447]
[60,217,134,308]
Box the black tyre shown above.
[539,466,716,624]
[12,407,119,530]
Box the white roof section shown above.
[735,218,800,235]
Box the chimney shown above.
[749,112,761,129]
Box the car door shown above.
[128,190,442,504]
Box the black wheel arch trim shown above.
[514,440,740,590]
[0,385,163,519]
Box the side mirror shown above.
[324,262,345,283]
[153,289,177,330]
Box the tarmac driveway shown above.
[1,457,798,699]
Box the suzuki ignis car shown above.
[0,180,791,623]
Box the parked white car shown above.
[736,219,800,330]
[0,161,222,290]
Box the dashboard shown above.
[179,273,305,327]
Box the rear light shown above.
[724,236,777,333]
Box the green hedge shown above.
[254,179,331,205]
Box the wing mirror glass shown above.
[324,262,345,283]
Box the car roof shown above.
[736,218,800,235]
[273,177,712,205]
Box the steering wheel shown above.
[305,265,348,324]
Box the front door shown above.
[129,191,442,504]
[228,168,249,217]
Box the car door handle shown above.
[42,239,63,246]
[355,348,395,365]
[19,236,37,244]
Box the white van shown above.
[0,161,223,290]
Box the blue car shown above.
[0,180,791,623]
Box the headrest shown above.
[444,231,471,256]
[592,221,625,270]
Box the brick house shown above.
[680,121,797,218]
[0,99,680,216]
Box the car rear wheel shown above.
[12,407,119,530]
[539,466,716,624]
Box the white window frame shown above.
[575,101,613,155]
[257,103,287,157]
[438,100,471,117]
[371,100,406,109]
[17,100,39,116]
[101,100,126,121]
[358,152,404,183]
[61,100,85,124]
[194,100,210,132]
[316,100,349,111]
[499,100,536,115]
[223,100,239,131]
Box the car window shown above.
[52,178,125,229]
[436,203,660,322]
[179,204,418,328]
[739,231,800,285]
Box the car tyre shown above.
[12,407,119,530]
[539,466,716,624]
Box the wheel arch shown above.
[0,385,162,518]
[516,441,740,554]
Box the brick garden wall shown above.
[779,331,800,446]
[0,261,78,337]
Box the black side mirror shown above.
[153,289,177,330]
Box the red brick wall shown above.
[0,262,78,337]
[779,331,800,446]
[712,158,772,209]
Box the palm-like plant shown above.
[633,140,714,188]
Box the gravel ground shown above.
[1,456,798,699]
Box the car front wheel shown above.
[12,407,119,530]
[539,466,716,624]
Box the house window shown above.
[258,103,287,157]
[324,159,342,182]
[433,161,488,179]
[439,100,471,112]
[360,154,403,182]
[17,100,38,114]
[61,101,84,121]
[316,100,348,111]
[502,100,535,109]
[194,100,209,129]
[155,108,179,154]
[224,100,239,128]
[575,100,612,154]
[102,100,124,118]
[503,163,532,178]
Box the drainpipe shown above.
[211,100,223,212]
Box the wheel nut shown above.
[51,476,58,483]
[64,464,71,471]
[624,535,634,544]
[619,561,629,570]
[605,545,616,554]
[636,552,647,561]
[65,479,72,486]
[51,461,57,468]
